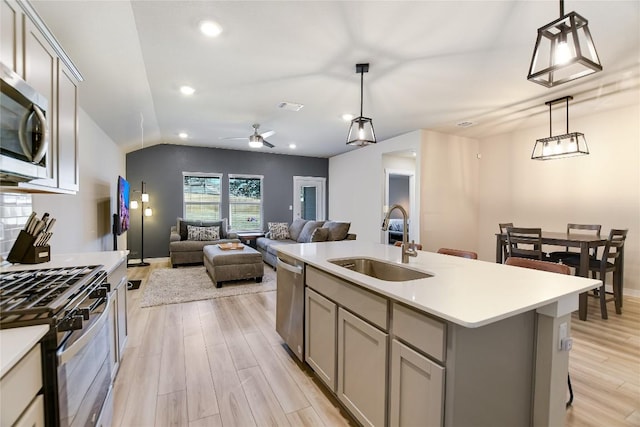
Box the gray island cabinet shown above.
[276,241,600,427]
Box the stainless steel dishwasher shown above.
[276,254,305,361]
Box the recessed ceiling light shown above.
[289,143,297,149]
[342,113,354,122]
[199,20,223,37]
[180,85,195,96]
[178,132,188,139]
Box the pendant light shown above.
[531,96,589,160]
[346,63,376,146]
[527,0,602,88]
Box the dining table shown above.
[495,231,624,321]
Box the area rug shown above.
[139,265,276,308]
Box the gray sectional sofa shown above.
[257,219,356,269]
[169,218,240,267]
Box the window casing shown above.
[183,172,222,220]
[229,174,263,231]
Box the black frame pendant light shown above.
[527,0,602,88]
[531,96,589,160]
[346,63,376,146]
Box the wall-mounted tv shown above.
[116,175,131,235]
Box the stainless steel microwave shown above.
[0,62,50,183]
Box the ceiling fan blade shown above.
[220,136,249,141]
[260,130,276,139]
[262,140,275,148]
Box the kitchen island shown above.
[275,240,600,427]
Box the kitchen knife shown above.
[44,218,56,233]
[24,212,37,232]
[31,220,45,237]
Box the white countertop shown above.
[276,241,601,328]
[0,325,49,378]
[1,250,128,275]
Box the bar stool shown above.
[394,241,422,250]
[563,229,628,320]
[437,248,478,259]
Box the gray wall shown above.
[126,144,328,259]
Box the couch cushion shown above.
[178,217,227,240]
[297,221,325,243]
[288,218,309,241]
[322,221,351,241]
[266,239,298,256]
[202,218,227,238]
[268,222,290,240]
[310,227,330,242]
[177,218,202,240]
[187,225,220,241]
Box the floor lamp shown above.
[128,181,152,268]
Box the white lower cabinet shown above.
[390,339,444,427]
[305,287,337,391]
[14,394,44,427]
[337,307,388,427]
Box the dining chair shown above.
[394,241,422,250]
[506,227,546,261]
[498,223,513,262]
[548,223,602,264]
[563,229,628,320]
[504,257,574,407]
[437,248,478,259]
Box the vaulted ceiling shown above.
[31,1,640,158]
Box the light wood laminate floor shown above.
[115,260,640,426]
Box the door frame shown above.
[384,169,416,244]
[293,176,326,221]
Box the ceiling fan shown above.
[221,123,275,148]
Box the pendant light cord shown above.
[359,70,364,118]
[566,97,569,133]
[559,0,564,17]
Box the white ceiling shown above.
[31,1,640,158]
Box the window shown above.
[229,174,263,231]
[182,173,222,220]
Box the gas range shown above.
[0,264,111,426]
[0,265,107,330]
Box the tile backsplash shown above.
[0,192,33,261]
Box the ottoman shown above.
[203,244,264,288]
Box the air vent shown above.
[278,101,304,111]
[457,121,475,128]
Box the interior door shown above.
[293,176,326,221]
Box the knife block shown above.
[7,230,50,264]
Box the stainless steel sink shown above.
[328,257,433,282]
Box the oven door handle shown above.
[57,295,111,366]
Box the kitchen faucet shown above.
[381,204,418,263]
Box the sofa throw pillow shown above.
[201,218,227,239]
[310,227,330,242]
[268,222,290,240]
[297,221,325,243]
[322,221,351,241]
[288,218,309,241]
[178,218,202,241]
[187,225,220,241]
